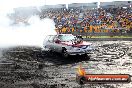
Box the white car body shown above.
[43,34,93,57]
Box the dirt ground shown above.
[0,41,132,88]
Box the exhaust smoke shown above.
[0,0,57,48]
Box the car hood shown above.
[60,41,92,46]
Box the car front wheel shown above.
[62,49,69,58]
[83,54,90,60]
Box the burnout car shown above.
[43,34,93,58]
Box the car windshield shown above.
[58,35,76,41]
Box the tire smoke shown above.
[0,0,56,48]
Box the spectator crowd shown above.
[40,7,132,34]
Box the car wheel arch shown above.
[62,47,67,52]
[62,47,69,58]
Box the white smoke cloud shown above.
[0,16,56,47]
[0,0,56,48]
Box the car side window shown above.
[48,35,55,42]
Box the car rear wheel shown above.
[47,49,53,56]
[62,49,69,58]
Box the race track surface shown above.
[0,41,132,88]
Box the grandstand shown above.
[100,1,131,8]
[39,1,131,37]
[10,1,132,38]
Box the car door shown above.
[49,35,56,51]
[43,35,50,49]
[52,35,62,52]
[44,35,55,51]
